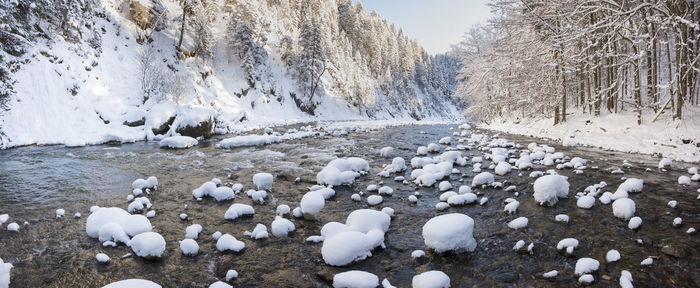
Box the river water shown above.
[0,123,697,287]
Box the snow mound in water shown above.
[507,217,528,229]
[224,204,255,220]
[103,279,162,288]
[216,134,281,149]
[179,239,199,256]
[332,270,379,288]
[300,191,325,217]
[129,232,166,259]
[253,173,273,190]
[494,162,512,175]
[412,270,450,288]
[471,172,494,187]
[379,157,406,175]
[412,162,453,187]
[0,257,12,288]
[86,207,152,243]
[612,198,635,220]
[576,195,595,209]
[320,209,391,266]
[317,158,370,186]
[618,178,644,193]
[132,176,158,190]
[379,147,394,158]
[533,175,569,205]
[422,213,476,253]
[271,216,295,237]
[575,258,600,276]
[158,136,198,149]
[216,234,245,252]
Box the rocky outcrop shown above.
[176,115,214,138]
[129,0,151,30]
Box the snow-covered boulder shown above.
[379,147,394,158]
[412,270,450,288]
[507,217,528,229]
[300,191,325,217]
[533,175,569,205]
[494,161,512,175]
[422,213,476,253]
[179,239,199,256]
[175,107,215,138]
[321,230,384,266]
[103,279,162,288]
[575,258,600,276]
[129,232,166,259]
[332,270,379,288]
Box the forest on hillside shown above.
[456,0,698,125]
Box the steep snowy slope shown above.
[0,0,462,148]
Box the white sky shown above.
[356,0,492,54]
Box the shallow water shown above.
[0,124,697,287]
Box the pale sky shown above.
[355,0,492,54]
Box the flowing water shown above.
[0,124,697,287]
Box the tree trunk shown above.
[178,2,187,52]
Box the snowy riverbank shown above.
[482,109,700,163]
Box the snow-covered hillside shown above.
[0,0,462,148]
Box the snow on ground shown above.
[483,109,700,163]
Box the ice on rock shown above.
[412,270,450,288]
[96,253,110,263]
[185,224,202,239]
[332,270,379,288]
[179,239,199,256]
[317,158,370,186]
[159,136,198,149]
[129,232,166,259]
[612,198,636,220]
[226,270,238,281]
[438,181,452,192]
[576,195,595,209]
[411,250,426,258]
[555,214,569,223]
[494,161,512,175]
[471,172,494,187]
[678,175,691,185]
[252,173,274,191]
[300,191,325,217]
[628,217,642,229]
[103,279,162,288]
[224,204,255,220]
[367,195,383,206]
[271,216,295,237]
[244,223,269,239]
[216,234,245,252]
[533,175,569,205]
[379,147,394,158]
[575,258,600,275]
[606,249,621,262]
[507,217,528,229]
[422,213,477,253]
[87,207,152,242]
